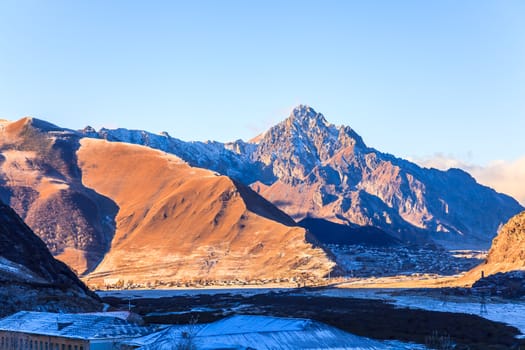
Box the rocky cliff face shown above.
[460,211,525,286]
[82,105,523,248]
[0,200,100,316]
[474,211,525,277]
[485,211,525,268]
[248,106,523,247]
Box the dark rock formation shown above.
[0,200,100,317]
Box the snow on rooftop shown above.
[0,311,156,340]
[83,311,139,321]
[199,315,310,336]
[129,315,426,350]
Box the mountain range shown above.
[81,105,523,249]
[0,105,523,284]
[0,117,332,284]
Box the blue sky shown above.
[0,1,524,166]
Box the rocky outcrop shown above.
[463,211,525,285]
[482,211,525,271]
[0,200,100,317]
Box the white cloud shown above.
[411,154,525,206]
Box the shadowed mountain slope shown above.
[0,200,100,316]
[298,218,401,247]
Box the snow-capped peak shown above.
[289,105,330,129]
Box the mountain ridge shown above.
[79,105,523,248]
[0,119,335,285]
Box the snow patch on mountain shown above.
[0,256,45,283]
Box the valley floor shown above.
[100,286,525,350]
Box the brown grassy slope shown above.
[458,211,525,285]
[77,139,334,285]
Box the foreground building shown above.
[0,311,157,350]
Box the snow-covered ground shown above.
[98,287,525,342]
[0,256,44,283]
[310,288,525,337]
[392,294,525,338]
[127,313,427,349]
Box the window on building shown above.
[68,345,71,350]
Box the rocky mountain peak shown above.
[287,104,329,128]
[280,105,367,153]
[250,105,368,183]
[82,125,97,134]
[283,105,336,143]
